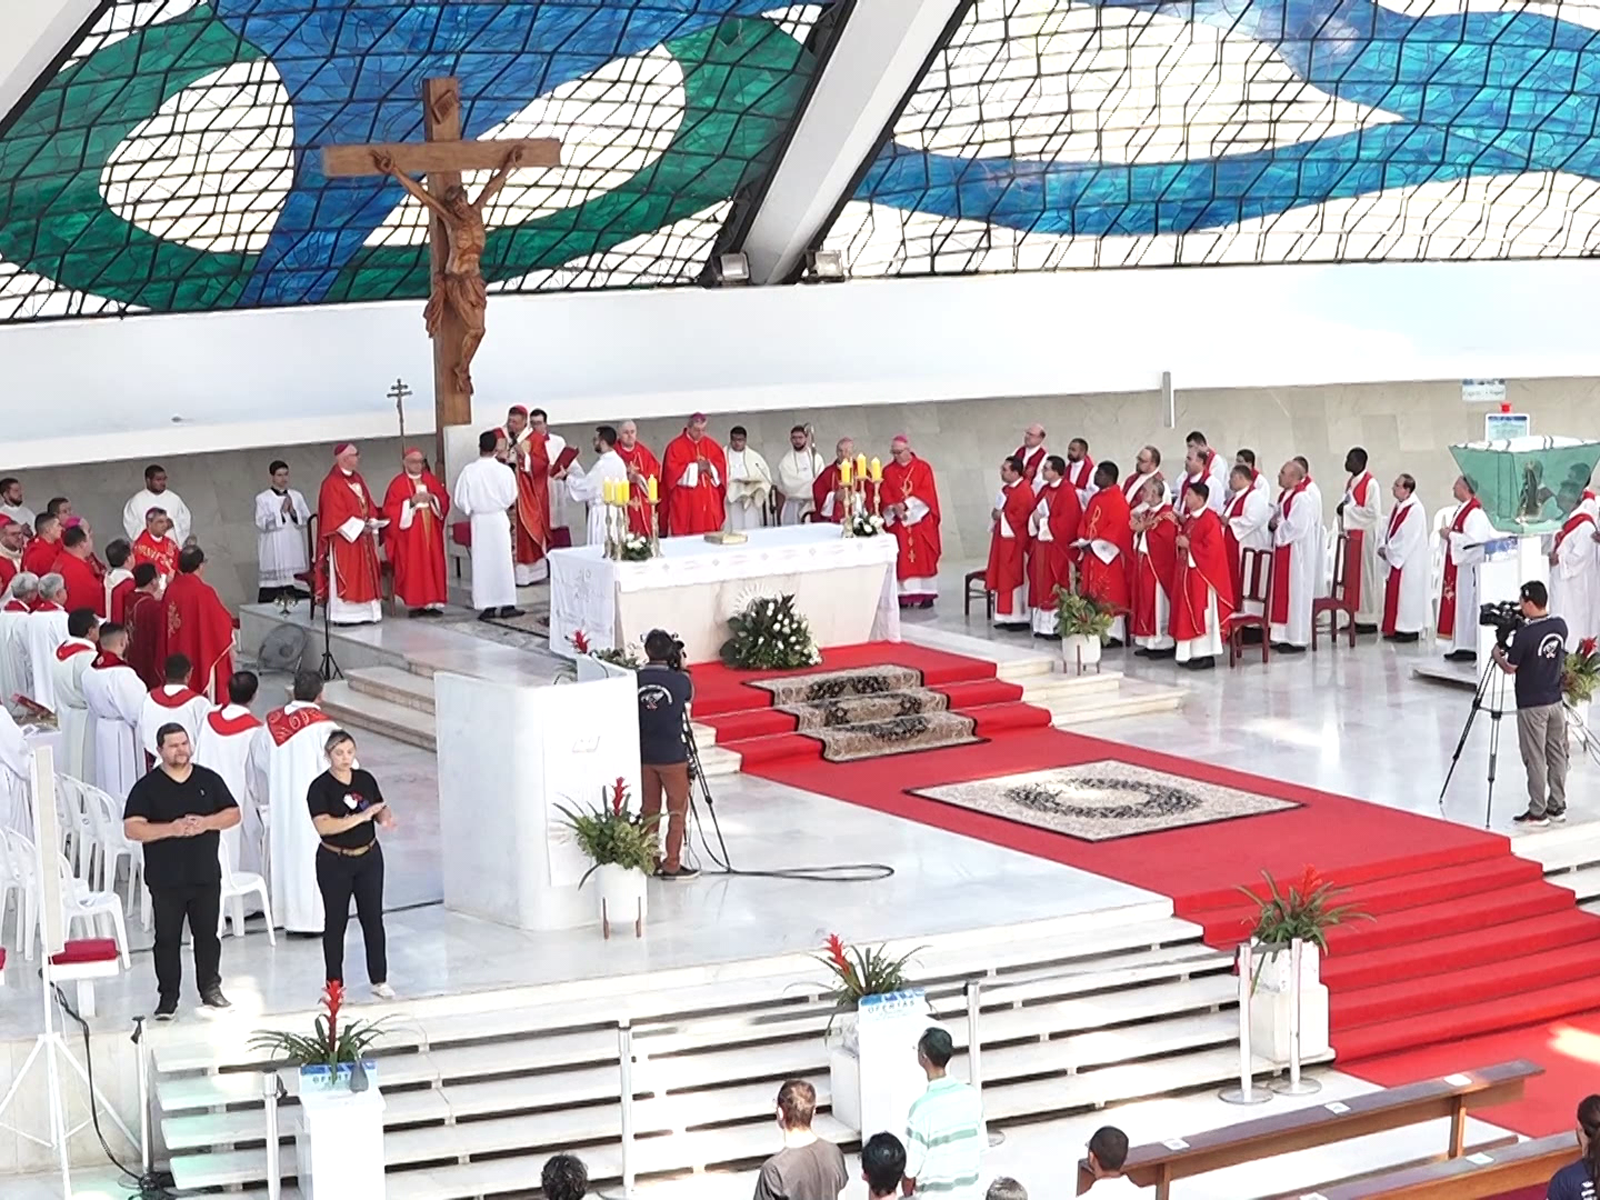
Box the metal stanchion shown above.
[131,1017,152,1178]
[617,1020,636,1198]
[1271,938,1321,1096]
[262,1070,282,1200]
[1219,942,1271,1106]
[966,981,1003,1146]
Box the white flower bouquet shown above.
[720,593,821,669]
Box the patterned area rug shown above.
[750,666,981,762]
[910,760,1300,842]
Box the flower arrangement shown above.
[1563,637,1600,704]
[1237,866,1370,987]
[814,934,922,1024]
[1055,587,1115,640]
[847,508,885,538]
[565,630,643,672]
[248,982,387,1068]
[720,593,821,670]
[619,532,653,562]
[556,777,660,882]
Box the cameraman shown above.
[637,629,698,879]
[1491,580,1570,827]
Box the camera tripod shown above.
[1437,649,1510,829]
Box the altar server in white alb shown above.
[564,424,630,547]
[1549,495,1599,649]
[0,573,38,706]
[51,609,99,783]
[140,655,213,759]
[1379,474,1429,643]
[82,623,146,801]
[1268,459,1323,653]
[1223,464,1273,619]
[257,670,339,934]
[453,429,523,622]
[1438,474,1497,662]
[195,670,266,876]
[24,575,70,711]
[254,460,312,602]
[1337,447,1384,633]
[0,705,30,832]
[723,426,772,531]
[775,425,825,524]
[122,464,191,548]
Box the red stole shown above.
[1013,445,1046,481]
[207,707,263,737]
[1436,498,1483,638]
[510,432,552,563]
[132,531,179,580]
[1065,457,1095,493]
[985,480,1036,616]
[381,471,449,608]
[267,704,331,747]
[55,641,94,662]
[92,650,129,670]
[615,441,662,537]
[1269,479,1312,625]
[1554,509,1596,557]
[1131,506,1178,638]
[315,469,383,605]
[3,599,29,614]
[1381,499,1416,636]
[1222,488,1252,602]
[149,685,202,708]
[661,432,728,536]
[1346,471,1374,508]
[1171,508,1236,641]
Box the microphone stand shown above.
[319,535,343,681]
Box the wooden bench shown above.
[1074,1060,1542,1199]
[1282,1131,1578,1198]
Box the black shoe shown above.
[1355,623,1379,634]
[1512,810,1550,828]
[1182,656,1216,670]
[498,606,526,619]
[1032,632,1061,641]
[1550,810,1568,824]
[654,864,700,880]
[917,599,934,610]
[995,622,1029,632]
[200,988,232,1010]
[1146,647,1176,660]
[1445,649,1477,663]
[1104,638,1125,649]
[1134,647,1152,657]
[1277,644,1306,655]
[478,609,497,622]
[1392,631,1419,643]
[407,608,428,618]
[154,999,178,1022]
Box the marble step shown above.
[1546,862,1600,905]
[1047,677,1186,726]
[348,665,435,712]
[1515,824,1600,873]
[319,680,436,750]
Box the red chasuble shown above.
[1130,505,1179,639]
[132,531,178,580]
[53,552,105,616]
[811,464,845,524]
[510,432,553,567]
[22,537,59,577]
[1027,481,1082,612]
[1013,444,1047,482]
[0,556,16,591]
[985,480,1036,617]
[1435,497,1483,639]
[661,432,728,536]
[1269,479,1313,625]
[881,455,943,582]
[1079,487,1133,611]
[1381,500,1415,637]
[615,441,663,537]
[109,577,135,624]
[156,572,235,703]
[124,590,162,688]
[315,468,383,606]
[1171,508,1237,641]
[381,470,450,608]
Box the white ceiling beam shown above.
[0,0,100,124]
[739,0,962,285]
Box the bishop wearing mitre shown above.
[382,449,450,617]
[1027,455,1081,638]
[316,443,384,625]
[1379,473,1429,643]
[662,414,727,536]
[984,456,1035,630]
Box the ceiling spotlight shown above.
[714,252,750,285]
[803,249,846,282]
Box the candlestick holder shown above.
[647,501,661,557]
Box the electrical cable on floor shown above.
[682,720,894,883]
[49,982,177,1200]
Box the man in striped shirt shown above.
[903,1027,986,1198]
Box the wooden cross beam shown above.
[320,77,562,472]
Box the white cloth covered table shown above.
[548,524,901,663]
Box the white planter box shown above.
[296,1061,385,1200]
[1247,943,1330,1063]
[594,863,648,938]
[827,989,931,1139]
[1062,634,1101,673]
[1569,699,1590,747]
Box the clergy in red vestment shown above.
[810,438,856,525]
[53,526,106,616]
[984,456,1036,629]
[132,509,180,584]
[1170,482,1237,670]
[123,564,164,688]
[154,547,234,703]
[881,436,942,607]
[1076,461,1134,645]
[0,521,23,591]
[1012,424,1049,488]
[382,449,450,616]
[615,420,663,538]
[1027,455,1082,637]
[661,414,727,536]
[506,405,556,584]
[22,514,62,577]
[1063,438,1096,506]
[1129,476,1179,656]
[316,443,384,625]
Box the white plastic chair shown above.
[218,843,274,946]
[0,829,38,961]
[56,853,131,968]
[81,784,142,911]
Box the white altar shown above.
[548,524,901,663]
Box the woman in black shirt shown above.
[306,730,396,999]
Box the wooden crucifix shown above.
[321,77,561,468]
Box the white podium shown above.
[434,672,641,931]
[296,1063,385,1200]
[1473,535,1548,666]
[829,990,933,1140]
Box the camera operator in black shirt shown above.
[637,629,697,880]
[1492,580,1570,827]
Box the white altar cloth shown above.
[548,524,901,663]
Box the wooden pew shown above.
[1292,1132,1580,1198]
[1074,1060,1542,1199]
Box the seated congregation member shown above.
[1027,455,1080,639]
[1379,473,1429,643]
[1129,476,1177,657]
[82,623,146,801]
[1076,462,1133,647]
[541,1154,589,1200]
[308,730,395,999]
[1082,1126,1144,1196]
[1545,1093,1600,1200]
[753,1079,848,1200]
[1171,482,1236,671]
[861,1133,906,1200]
[984,456,1034,631]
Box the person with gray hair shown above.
[985,1180,1027,1200]
[0,570,40,703]
[24,572,70,710]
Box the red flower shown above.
[611,777,628,817]
[323,980,343,1051]
[825,933,850,972]
[1297,864,1325,897]
[1582,637,1598,657]
[570,629,592,655]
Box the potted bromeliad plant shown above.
[557,777,659,939]
[1055,587,1115,669]
[1238,866,1370,995]
[1563,637,1599,736]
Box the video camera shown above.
[644,628,686,672]
[1478,600,1524,649]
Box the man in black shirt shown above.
[123,722,240,1019]
[1493,580,1570,828]
[637,629,697,880]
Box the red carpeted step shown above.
[722,700,1051,768]
[1334,974,1600,1063]
[689,643,1001,715]
[1332,942,1600,1032]
[700,678,1025,744]
[1321,908,1600,991]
